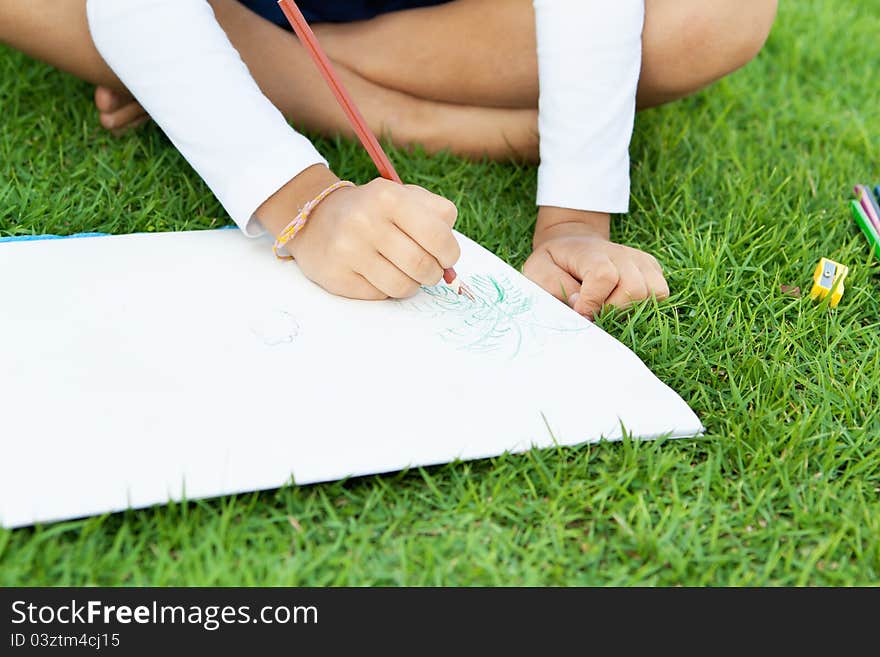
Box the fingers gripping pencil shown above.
[277,0,474,300]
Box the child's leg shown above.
[0,0,778,159]
[317,0,779,110]
[206,0,538,159]
[0,1,147,134]
[639,0,779,108]
[172,0,778,155]
[0,1,125,88]
[0,0,537,160]
[210,0,778,155]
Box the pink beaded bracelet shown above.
[273,180,356,260]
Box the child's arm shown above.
[86,0,459,299]
[87,0,325,236]
[527,0,668,319]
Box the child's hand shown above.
[523,209,669,320]
[288,177,460,300]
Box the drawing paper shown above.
[0,229,703,528]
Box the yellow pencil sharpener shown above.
[809,257,849,308]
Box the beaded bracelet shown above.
[273,180,356,260]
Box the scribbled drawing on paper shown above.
[250,310,301,346]
[399,274,588,359]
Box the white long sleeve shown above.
[533,1,644,214]
[86,0,327,236]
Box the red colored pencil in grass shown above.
[277,0,473,300]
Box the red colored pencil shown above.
[277,0,472,299]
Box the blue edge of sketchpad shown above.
[0,226,236,244]
[0,232,108,243]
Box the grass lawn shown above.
[1,0,879,586]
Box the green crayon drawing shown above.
[401,274,586,358]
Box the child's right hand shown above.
[287,177,461,300]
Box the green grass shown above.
[2,0,879,586]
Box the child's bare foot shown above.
[94,86,150,135]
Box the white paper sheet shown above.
[0,229,702,528]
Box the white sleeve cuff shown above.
[534,0,644,214]
[225,141,327,238]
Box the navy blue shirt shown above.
[240,0,452,25]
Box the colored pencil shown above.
[854,185,880,235]
[277,0,473,299]
[850,200,880,261]
[859,183,880,228]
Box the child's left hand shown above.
[522,210,670,320]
